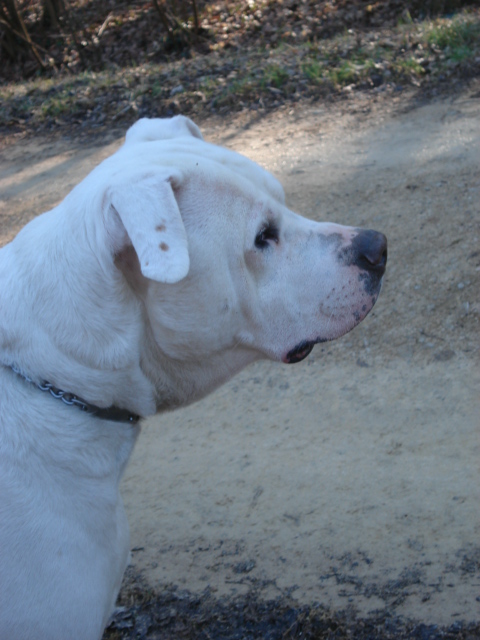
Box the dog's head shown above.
[91,116,387,406]
[1,116,386,416]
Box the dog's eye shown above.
[255,223,279,250]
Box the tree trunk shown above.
[0,0,45,67]
[42,0,65,28]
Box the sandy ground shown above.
[0,84,479,628]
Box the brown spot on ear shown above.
[160,242,169,251]
[156,224,166,232]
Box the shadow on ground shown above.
[104,572,480,640]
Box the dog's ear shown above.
[106,171,189,284]
[125,116,203,145]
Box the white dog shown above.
[0,116,387,639]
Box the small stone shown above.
[170,84,184,96]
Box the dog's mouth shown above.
[283,339,324,364]
[282,285,385,365]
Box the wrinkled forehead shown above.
[119,137,286,205]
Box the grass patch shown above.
[424,13,480,64]
[262,64,290,89]
[328,60,358,86]
[426,13,480,50]
[396,57,426,76]
[302,60,325,85]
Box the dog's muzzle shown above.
[284,230,388,365]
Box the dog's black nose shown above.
[351,230,387,276]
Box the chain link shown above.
[12,365,91,411]
[8,364,139,423]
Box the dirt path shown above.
[1,85,479,629]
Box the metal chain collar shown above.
[8,364,140,424]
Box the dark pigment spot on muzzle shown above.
[358,272,379,297]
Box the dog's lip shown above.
[283,338,327,364]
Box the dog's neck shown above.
[5,364,141,424]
